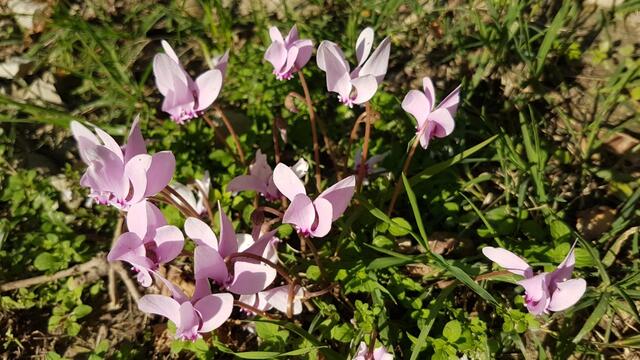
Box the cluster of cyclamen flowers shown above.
[70,24,586,356]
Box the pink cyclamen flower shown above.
[402,77,461,149]
[153,40,227,124]
[264,25,313,80]
[108,200,184,286]
[71,118,175,210]
[354,341,393,360]
[137,283,233,341]
[184,203,279,297]
[354,148,388,178]
[239,284,304,315]
[273,163,355,238]
[317,27,390,107]
[227,150,308,201]
[482,244,587,315]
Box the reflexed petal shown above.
[124,154,152,205]
[108,232,144,262]
[517,273,547,302]
[428,108,455,138]
[226,261,275,294]
[282,194,316,232]
[273,163,306,201]
[138,294,181,325]
[160,40,180,64]
[422,77,436,109]
[126,200,167,240]
[351,75,378,104]
[184,217,218,249]
[194,245,228,284]
[322,48,352,100]
[401,90,430,126]
[355,27,374,67]
[217,202,238,258]
[263,285,304,315]
[71,121,100,164]
[177,301,199,335]
[317,175,356,221]
[482,247,533,277]
[124,115,147,163]
[550,243,577,286]
[264,40,287,71]
[226,175,268,196]
[194,293,234,332]
[359,37,390,84]
[438,84,461,116]
[310,197,333,238]
[268,26,284,43]
[282,45,299,73]
[145,151,176,196]
[195,69,223,111]
[153,53,189,97]
[284,24,298,44]
[154,225,184,263]
[317,41,348,72]
[548,278,587,312]
[293,40,313,70]
[94,127,123,161]
[152,272,189,303]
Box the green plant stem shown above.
[213,105,246,165]
[387,136,421,215]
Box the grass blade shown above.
[573,292,610,344]
[409,286,454,360]
[402,173,428,248]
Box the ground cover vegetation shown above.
[0,0,639,358]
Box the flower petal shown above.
[144,151,176,197]
[194,293,234,332]
[402,89,430,127]
[282,194,316,233]
[195,69,223,112]
[264,40,287,71]
[482,247,533,277]
[138,294,181,325]
[422,77,436,110]
[317,175,356,221]
[428,107,455,138]
[355,27,374,67]
[154,225,184,263]
[124,115,147,163]
[359,36,390,84]
[194,245,228,284]
[272,163,306,201]
[263,285,304,315]
[351,75,378,104]
[547,278,586,312]
[217,202,238,258]
[310,197,333,238]
[184,217,218,249]
[226,175,269,195]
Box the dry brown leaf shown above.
[576,206,616,241]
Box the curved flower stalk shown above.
[264,25,313,80]
[184,203,280,297]
[402,77,461,149]
[71,117,176,210]
[153,40,228,124]
[227,150,308,201]
[482,244,587,315]
[317,27,390,107]
[273,163,356,238]
[353,341,393,360]
[137,278,233,341]
[107,200,184,286]
[239,284,304,316]
[172,171,211,215]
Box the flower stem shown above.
[386,136,421,215]
[345,111,369,175]
[213,105,246,165]
[356,102,373,191]
[162,186,200,218]
[233,300,277,319]
[272,117,282,164]
[297,72,322,193]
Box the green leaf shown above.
[402,173,428,247]
[442,320,462,342]
[34,252,57,271]
[535,0,572,76]
[573,292,609,343]
[329,323,353,343]
[388,217,412,237]
[430,252,499,306]
[410,286,454,360]
[66,321,81,336]
[231,351,281,359]
[409,135,498,187]
[368,256,414,270]
[72,304,92,319]
[306,265,321,281]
